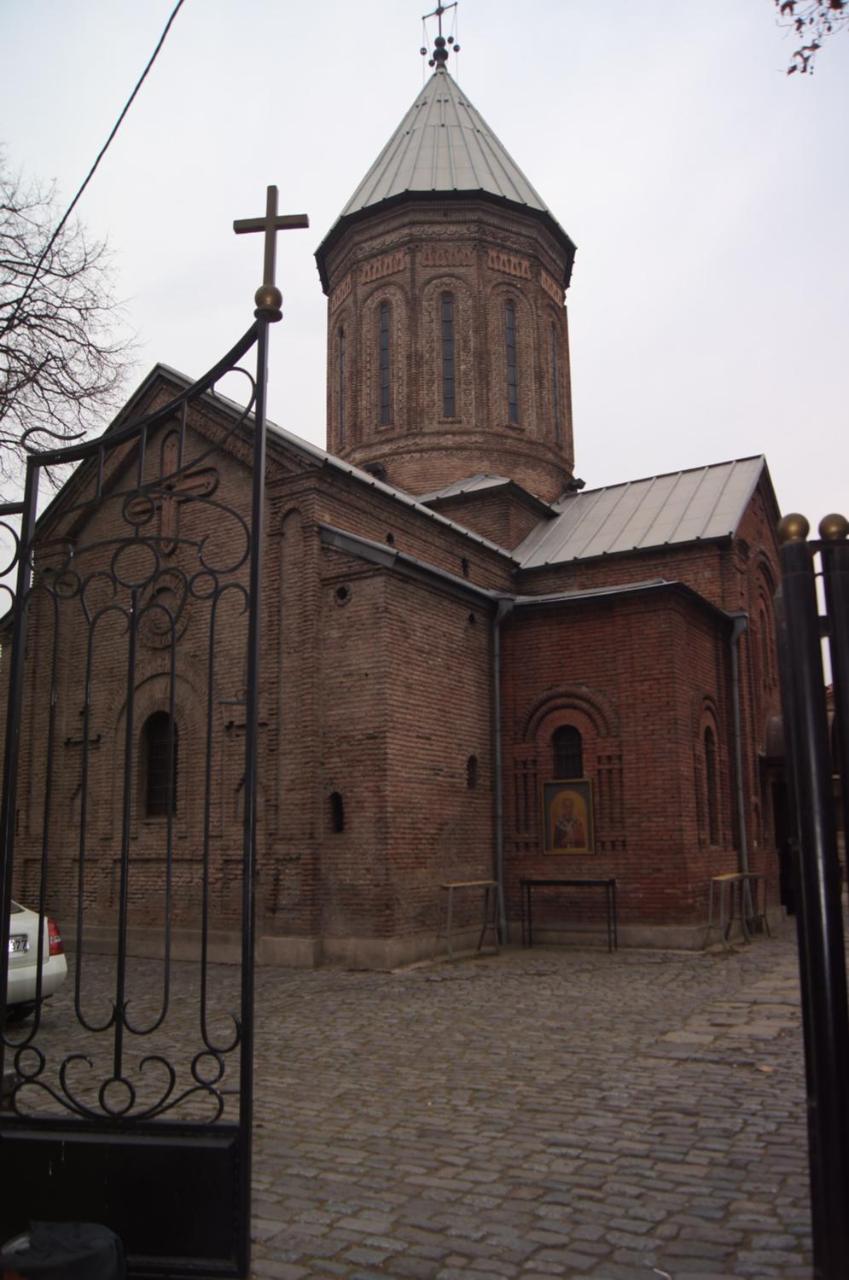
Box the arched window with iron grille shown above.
[143,711,178,817]
[441,292,456,418]
[337,325,346,445]
[378,301,392,426]
[505,300,519,424]
[550,322,561,443]
[705,726,719,845]
[552,725,582,779]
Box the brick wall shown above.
[500,589,753,937]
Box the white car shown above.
[5,900,67,1020]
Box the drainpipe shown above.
[729,612,751,886]
[493,598,514,942]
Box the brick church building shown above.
[6,49,785,968]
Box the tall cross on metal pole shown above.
[233,185,309,321]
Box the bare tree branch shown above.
[774,0,848,74]
[0,154,133,496]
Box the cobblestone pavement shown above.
[248,928,811,1280]
[15,925,813,1279]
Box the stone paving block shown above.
[250,1263,310,1280]
[529,1248,600,1272]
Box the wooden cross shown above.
[233,185,309,317]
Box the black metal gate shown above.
[0,189,299,1275]
[775,511,849,1280]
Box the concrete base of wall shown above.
[66,924,246,965]
[519,923,707,950]
[322,930,458,970]
[510,908,784,952]
[63,925,450,971]
[64,910,784,970]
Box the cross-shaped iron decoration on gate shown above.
[233,185,309,321]
[125,434,218,555]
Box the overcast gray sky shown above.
[2,0,847,525]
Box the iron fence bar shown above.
[0,462,40,1075]
[31,588,62,1035]
[75,622,102,1030]
[237,313,271,1278]
[137,424,148,492]
[775,586,824,1252]
[163,609,177,1019]
[199,592,217,1049]
[819,515,849,849]
[777,514,849,1280]
[114,587,140,1080]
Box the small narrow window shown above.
[552,726,582,779]
[441,293,456,418]
[378,301,392,426]
[330,791,345,833]
[705,727,719,845]
[337,326,346,445]
[550,323,561,443]
[505,300,518,424]
[466,755,479,789]
[144,711,178,816]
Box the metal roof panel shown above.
[339,69,551,217]
[517,457,766,567]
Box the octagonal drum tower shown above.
[315,40,578,503]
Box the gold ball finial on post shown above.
[254,284,283,321]
[819,513,849,542]
[778,513,810,544]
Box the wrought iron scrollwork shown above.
[0,324,262,1125]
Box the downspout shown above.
[729,612,751,880]
[493,598,514,943]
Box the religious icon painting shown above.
[542,779,594,854]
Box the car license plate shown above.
[9,934,29,954]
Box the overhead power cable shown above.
[2,0,188,341]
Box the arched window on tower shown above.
[143,711,178,817]
[378,301,392,426]
[704,726,719,845]
[505,300,519,424]
[758,604,772,689]
[337,325,346,445]
[552,725,583,779]
[441,292,456,418]
[550,322,561,443]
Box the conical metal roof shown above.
[340,67,550,216]
[315,66,575,289]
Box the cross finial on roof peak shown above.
[420,2,460,70]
